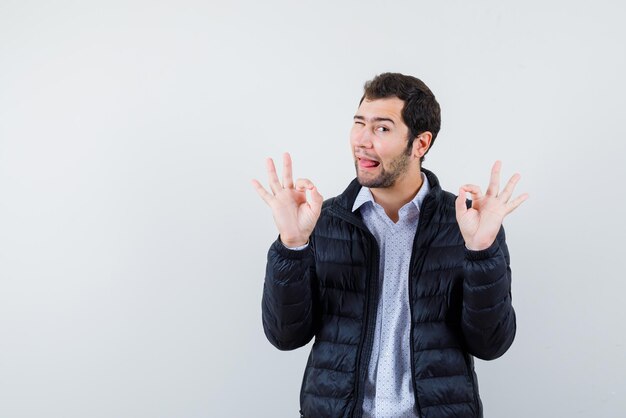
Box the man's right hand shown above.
[252,152,324,247]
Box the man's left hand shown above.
[455,161,529,251]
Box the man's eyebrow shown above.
[353,115,396,125]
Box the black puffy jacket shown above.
[262,169,516,418]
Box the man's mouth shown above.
[358,157,380,168]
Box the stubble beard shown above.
[355,147,412,188]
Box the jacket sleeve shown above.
[461,227,516,360]
[261,237,317,351]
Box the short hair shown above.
[360,72,441,162]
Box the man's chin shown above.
[355,165,390,188]
[357,174,382,188]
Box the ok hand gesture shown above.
[252,153,324,248]
[455,161,529,251]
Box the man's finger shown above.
[282,152,294,189]
[460,184,483,201]
[485,160,502,197]
[266,158,282,194]
[251,179,274,205]
[499,173,521,202]
[506,193,529,214]
[295,178,315,190]
[309,186,324,214]
[455,188,468,218]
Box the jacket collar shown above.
[332,167,443,214]
[351,172,431,213]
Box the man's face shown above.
[350,97,415,188]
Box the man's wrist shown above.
[280,236,309,249]
[464,238,495,252]
[465,239,500,261]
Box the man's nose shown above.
[353,128,373,148]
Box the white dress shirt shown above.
[354,173,430,418]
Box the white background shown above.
[1,1,625,417]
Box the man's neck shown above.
[370,168,424,223]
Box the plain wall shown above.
[1,0,625,417]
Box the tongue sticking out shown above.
[360,159,380,168]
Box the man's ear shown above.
[412,132,433,159]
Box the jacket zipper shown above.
[328,207,380,418]
[351,238,379,418]
[407,194,434,418]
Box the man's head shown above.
[351,73,441,189]
[360,73,441,163]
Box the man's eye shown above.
[376,126,389,132]
[354,121,365,126]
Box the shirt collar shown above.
[351,172,431,213]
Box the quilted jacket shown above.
[262,168,516,418]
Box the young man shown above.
[252,73,528,418]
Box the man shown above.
[252,73,528,418]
